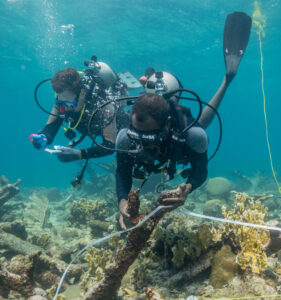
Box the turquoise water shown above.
[1,0,280,188]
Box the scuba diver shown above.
[30,57,131,187]
[115,12,252,229]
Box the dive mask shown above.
[54,98,78,108]
[127,125,165,147]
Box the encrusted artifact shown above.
[83,190,172,300]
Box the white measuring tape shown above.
[53,206,281,299]
[53,206,164,299]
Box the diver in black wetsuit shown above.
[30,60,129,162]
[116,11,252,229]
[116,93,208,229]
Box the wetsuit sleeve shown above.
[184,126,208,191]
[115,129,134,202]
[116,152,134,202]
[39,105,63,145]
[186,150,208,191]
[80,140,115,159]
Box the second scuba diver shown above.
[31,57,129,167]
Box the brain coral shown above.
[206,177,232,197]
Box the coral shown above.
[0,230,42,255]
[85,247,113,280]
[205,177,232,197]
[46,187,62,202]
[171,239,186,268]
[200,274,277,299]
[88,220,110,237]
[144,287,165,300]
[25,191,50,229]
[0,252,40,297]
[40,271,61,289]
[203,199,225,218]
[28,296,47,300]
[151,213,221,269]
[0,220,27,240]
[28,233,51,249]
[60,227,79,240]
[210,245,239,288]
[166,248,216,288]
[46,285,65,300]
[198,223,222,251]
[67,198,110,226]
[222,191,270,273]
[0,177,21,208]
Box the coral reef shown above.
[68,198,111,226]
[46,188,62,203]
[2,171,281,300]
[222,191,270,273]
[25,191,50,229]
[0,176,21,208]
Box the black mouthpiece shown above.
[91,56,97,62]
[84,60,90,67]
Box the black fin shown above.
[223,12,252,80]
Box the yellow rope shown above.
[213,294,281,300]
[257,32,281,194]
[253,1,281,193]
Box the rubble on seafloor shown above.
[1,172,281,299]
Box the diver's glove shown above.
[56,146,82,162]
[30,133,47,149]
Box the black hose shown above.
[34,78,60,117]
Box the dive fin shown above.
[118,71,142,90]
[223,12,252,81]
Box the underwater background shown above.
[1,0,280,189]
[2,1,281,300]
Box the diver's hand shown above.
[119,199,130,230]
[56,147,82,162]
[30,134,47,149]
[160,183,192,209]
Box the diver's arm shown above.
[116,152,134,202]
[80,140,115,159]
[114,129,134,203]
[184,126,208,191]
[39,105,63,144]
[186,150,208,191]
[198,77,228,130]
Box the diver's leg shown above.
[198,77,228,129]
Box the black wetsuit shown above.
[115,125,208,202]
[39,71,129,159]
